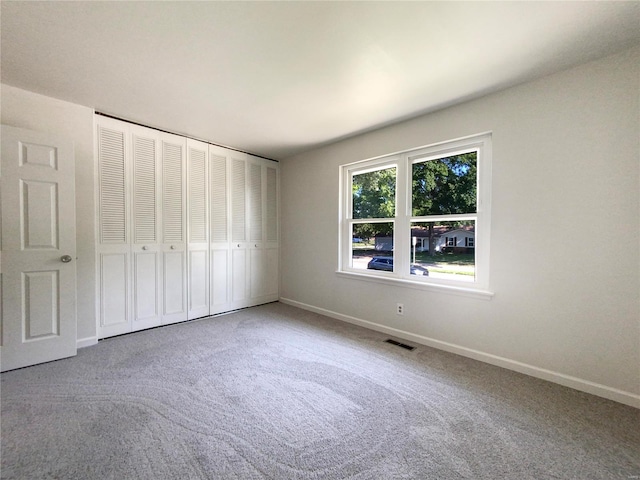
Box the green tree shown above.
[352,167,395,238]
[412,153,477,254]
[412,153,476,216]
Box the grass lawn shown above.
[414,251,474,265]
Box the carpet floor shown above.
[1,302,639,479]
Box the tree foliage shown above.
[412,153,477,254]
[351,153,477,242]
[352,167,395,237]
[412,153,477,216]
[352,167,396,219]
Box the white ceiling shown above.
[2,1,639,160]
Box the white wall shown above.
[280,47,640,406]
[1,84,97,344]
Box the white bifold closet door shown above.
[264,164,279,298]
[230,154,249,308]
[187,139,209,319]
[159,133,187,325]
[97,118,187,338]
[248,159,265,299]
[97,115,278,339]
[130,126,161,331]
[209,146,231,315]
[229,155,279,307]
[96,119,132,338]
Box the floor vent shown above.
[384,339,416,351]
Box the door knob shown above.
[142,246,148,250]
[170,245,176,250]
[60,255,73,263]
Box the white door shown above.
[264,164,279,298]
[131,127,162,331]
[96,119,131,338]
[187,139,209,319]
[248,160,265,299]
[160,134,187,324]
[1,125,77,372]
[209,148,230,314]
[230,156,249,306]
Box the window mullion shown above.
[394,154,410,276]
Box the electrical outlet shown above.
[396,303,404,315]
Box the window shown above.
[339,133,492,293]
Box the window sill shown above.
[335,270,494,300]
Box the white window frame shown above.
[338,133,493,298]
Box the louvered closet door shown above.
[161,133,188,324]
[264,163,279,298]
[130,125,162,331]
[247,158,279,302]
[209,147,230,314]
[248,159,266,299]
[97,119,132,338]
[187,139,209,319]
[230,155,249,306]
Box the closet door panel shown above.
[264,163,279,300]
[188,250,208,316]
[265,247,279,298]
[132,133,159,245]
[230,156,249,305]
[249,247,265,299]
[161,135,187,324]
[210,153,228,244]
[188,144,208,245]
[209,150,230,313]
[163,250,185,316]
[133,250,160,330]
[247,158,279,305]
[231,157,247,244]
[162,139,185,245]
[97,125,128,245]
[210,249,229,312]
[99,250,130,332]
[248,161,262,243]
[231,247,248,303]
[266,164,278,245]
[131,128,162,330]
[187,140,209,319]
[96,120,131,338]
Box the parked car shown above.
[367,256,393,271]
[410,265,429,276]
[367,256,429,276]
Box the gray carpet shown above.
[1,302,639,479]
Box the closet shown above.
[96,116,278,339]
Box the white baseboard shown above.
[77,336,98,349]
[279,297,640,409]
